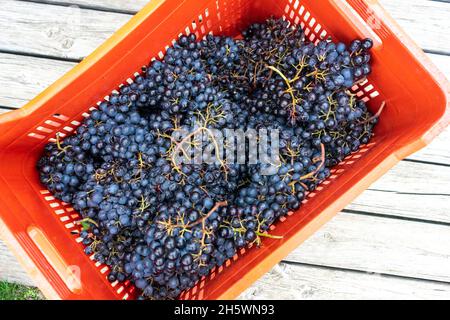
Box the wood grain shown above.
[365,160,449,196]
[0,0,131,60]
[0,53,75,108]
[378,0,450,54]
[0,51,448,164]
[24,0,148,13]
[0,51,448,110]
[239,262,450,300]
[2,210,450,288]
[23,0,450,54]
[348,189,450,223]
[0,241,35,286]
[285,212,450,283]
[348,161,450,223]
[2,0,450,61]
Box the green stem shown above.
[256,232,283,240]
[79,218,99,229]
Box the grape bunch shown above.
[37,18,380,300]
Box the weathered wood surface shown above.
[0,53,75,109]
[0,0,449,299]
[0,161,448,287]
[3,237,450,300]
[0,53,448,166]
[286,212,450,283]
[348,161,450,223]
[0,0,449,61]
[1,51,448,110]
[240,263,450,300]
[21,0,450,54]
[20,0,148,13]
[0,163,448,284]
[0,241,34,286]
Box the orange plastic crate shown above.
[0,0,448,300]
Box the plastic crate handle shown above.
[27,226,82,294]
[0,219,81,299]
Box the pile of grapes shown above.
[37,18,379,300]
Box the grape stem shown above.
[299,143,326,181]
[266,65,298,120]
[55,133,63,150]
[171,126,229,180]
[78,218,99,228]
[187,201,228,228]
[357,101,386,125]
[256,232,283,240]
[232,227,283,240]
[55,132,72,155]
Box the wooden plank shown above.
[348,161,450,223]
[0,51,449,163]
[379,0,450,54]
[0,53,75,108]
[284,212,450,283]
[348,188,450,223]
[3,211,450,290]
[368,160,449,195]
[1,0,449,62]
[0,0,131,60]
[239,262,450,300]
[5,234,450,300]
[409,128,450,165]
[0,240,35,286]
[25,0,450,54]
[28,0,148,13]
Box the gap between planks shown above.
[239,262,450,300]
[2,211,450,295]
[2,0,449,61]
[0,52,449,110]
[0,53,448,166]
